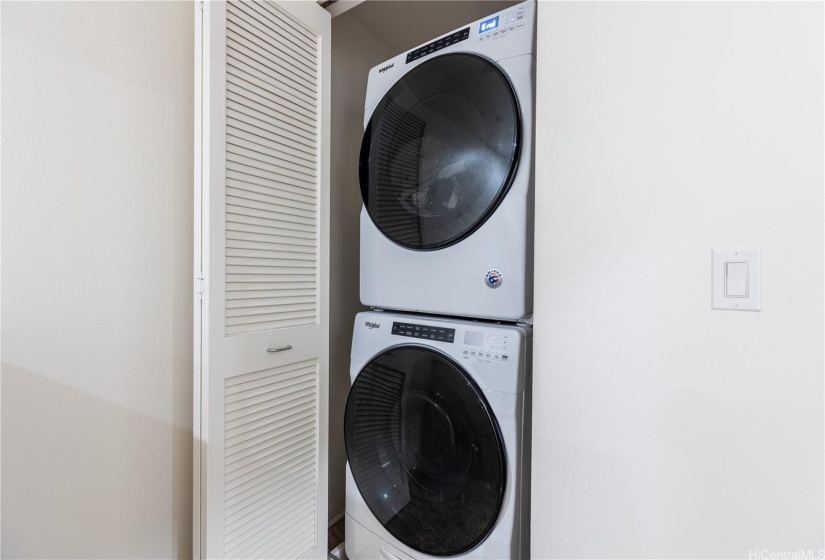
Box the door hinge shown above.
[195,274,205,300]
[197,0,203,12]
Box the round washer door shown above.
[344,346,506,557]
[359,53,521,250]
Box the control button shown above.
[501,354,509,361]
[462,349,469,355]
[494,354,500,360]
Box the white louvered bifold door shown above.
[194,2,330,559]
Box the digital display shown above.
[464,331,485,347]
[479,16,499,33]
[392,322,455,343]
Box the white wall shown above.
[328,11,394,522]
[532,2,824,558]
[1,2,194,557]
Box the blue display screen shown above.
[479,16,499,33]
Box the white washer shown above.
[344,311,532,559]
[359,2,536,323]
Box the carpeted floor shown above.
[328,517,345,552]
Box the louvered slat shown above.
[227,226,315,243]
[227,114,316,156]
[227,156,315,191]
[227,204,314,230]
[225,0,319,336]
[226,138,316,179]
[226,36,316,100]
[227,274,316,283]
[224,451,315,511]
[225,468,315,533]
[226,398,315,442]
[226,388,316,435]
[230,2,318,72]
[224,358,318,559]
[226,190,316,218]
[227,238,315,254]
[227,89,316,137]
[235,0,318,62]
[226,190,316,217]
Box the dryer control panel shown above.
[461,331,513,363]
[406,27,470,64]
[477,3,527,43]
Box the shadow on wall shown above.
[1,364,192,559]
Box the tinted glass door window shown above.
[344,346,506,556]
[360,54,520,250]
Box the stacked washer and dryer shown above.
[344,3,536,559]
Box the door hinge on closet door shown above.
[197,0,203,12]
[195,274,205,300]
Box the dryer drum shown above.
[359,53,521,251]
[344,345,507,557]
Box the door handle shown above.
[266,345,293,353]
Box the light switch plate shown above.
[712,249,761,311]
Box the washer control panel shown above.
[478,3,527,43]
[461,330,513,363]
[392,321,455,343]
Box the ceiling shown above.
[318,0,365,19]
[342,0,520,54]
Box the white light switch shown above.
[724,261,749,297]
[713,249,761,311]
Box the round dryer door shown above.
[359,53,521,250]
[344,346,506,557]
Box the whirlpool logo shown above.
[365,321,381,330]
[378,63,394,74]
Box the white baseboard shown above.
[328,510,345,528]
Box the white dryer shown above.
[359,2,536,323]
[344,311,532,559]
